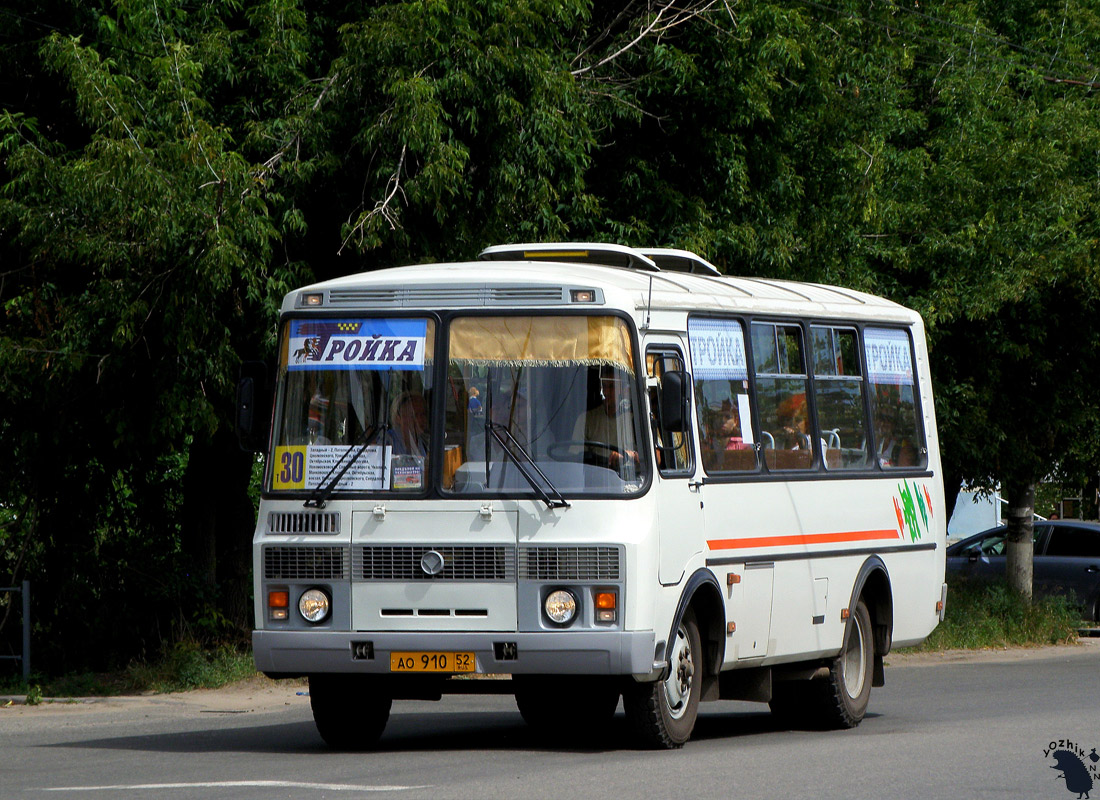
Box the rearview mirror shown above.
[659,371,691,433]
[236,361,271,452]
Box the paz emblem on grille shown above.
[420,550,445,577]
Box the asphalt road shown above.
[2,642,1099,800]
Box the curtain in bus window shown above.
[688,318,756,473]
[811,326,872,470]
[448,316,634,373]
[752,322,813,470]
[864,327,926,469]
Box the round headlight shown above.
[298,588,331,623]
[544,590,577,625]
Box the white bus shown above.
[239,242,947,749]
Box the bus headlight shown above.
[544,590,577,625]
[298,588,331,624]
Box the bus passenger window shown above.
[864,327,926,469]
[811,326,872,470]
[752,322,813,470]
[687,318,757,474]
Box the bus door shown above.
[687,316,776,660]
[646,342,703,586]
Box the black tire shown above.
[771,600,874,730]
[309,674,392,750]
[624,609,703,749]
[514,676,620,736]
[820,599,874,728]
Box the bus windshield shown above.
[267,314,646,497]
[269,317,436,494]
[443,315,646,497]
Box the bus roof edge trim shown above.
[638,248,723,277]
[478,242,661,273]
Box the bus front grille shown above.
[267,511,341,534]
[518,546,622,581]
[264,546,349,580]
[355,546,516,581]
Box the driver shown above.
[584,366,639,473]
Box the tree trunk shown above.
[1002,481,1035,602]
[943,470,964,524]
[1084,471,1099,521]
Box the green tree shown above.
[0,0,310,666]
[798,0,1100,598]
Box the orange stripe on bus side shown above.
[706,529,902,550]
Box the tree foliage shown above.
[2,0,1099,669]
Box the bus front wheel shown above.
[624,609,702,749]
[514,676,619,736]
[309,674,392,750]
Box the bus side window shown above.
[751,322,814,470]
[811,326,872,470]
[646,349,693,475]
[864,327,927,470]
[687,317,757,474]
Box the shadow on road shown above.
[47,705,882,755]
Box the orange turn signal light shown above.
[595,592,617,609]
[269,591,290,608]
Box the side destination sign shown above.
[288,318,427,371]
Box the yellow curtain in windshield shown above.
[449,316,635,373]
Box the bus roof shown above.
[285,244,917,324]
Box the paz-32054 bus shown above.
[237,243,946,749]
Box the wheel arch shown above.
[666,568,725,698]
[846,556,893,686]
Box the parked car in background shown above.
[946,520,1100,621]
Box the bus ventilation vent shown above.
[264,546,349,580]
[328,286,565,307]
[268,511,341,535]
[354,546,516,581]
[518,547,622,581]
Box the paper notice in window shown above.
[737,394,755,445]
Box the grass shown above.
[1,641,258,702]
[902,577,1082,652]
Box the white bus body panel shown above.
[255,253,946,683]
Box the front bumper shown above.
[253,629,657,677]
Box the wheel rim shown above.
[663,623,695,719]
[841,613,868,699]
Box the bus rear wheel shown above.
[770,600,873,729]
[309,674,392,750]
[822,598,874,728]
[624,609,702,749]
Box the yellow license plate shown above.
[389,651,476,673]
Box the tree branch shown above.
[338,145,408,255]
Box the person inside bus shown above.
[584,366,639,474]
[777,393,811,450]
[375,391,429,457]
[874,411,918,467]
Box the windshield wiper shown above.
[305,380,390,509]
[303,422,380,509]
[486,421,570,510]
